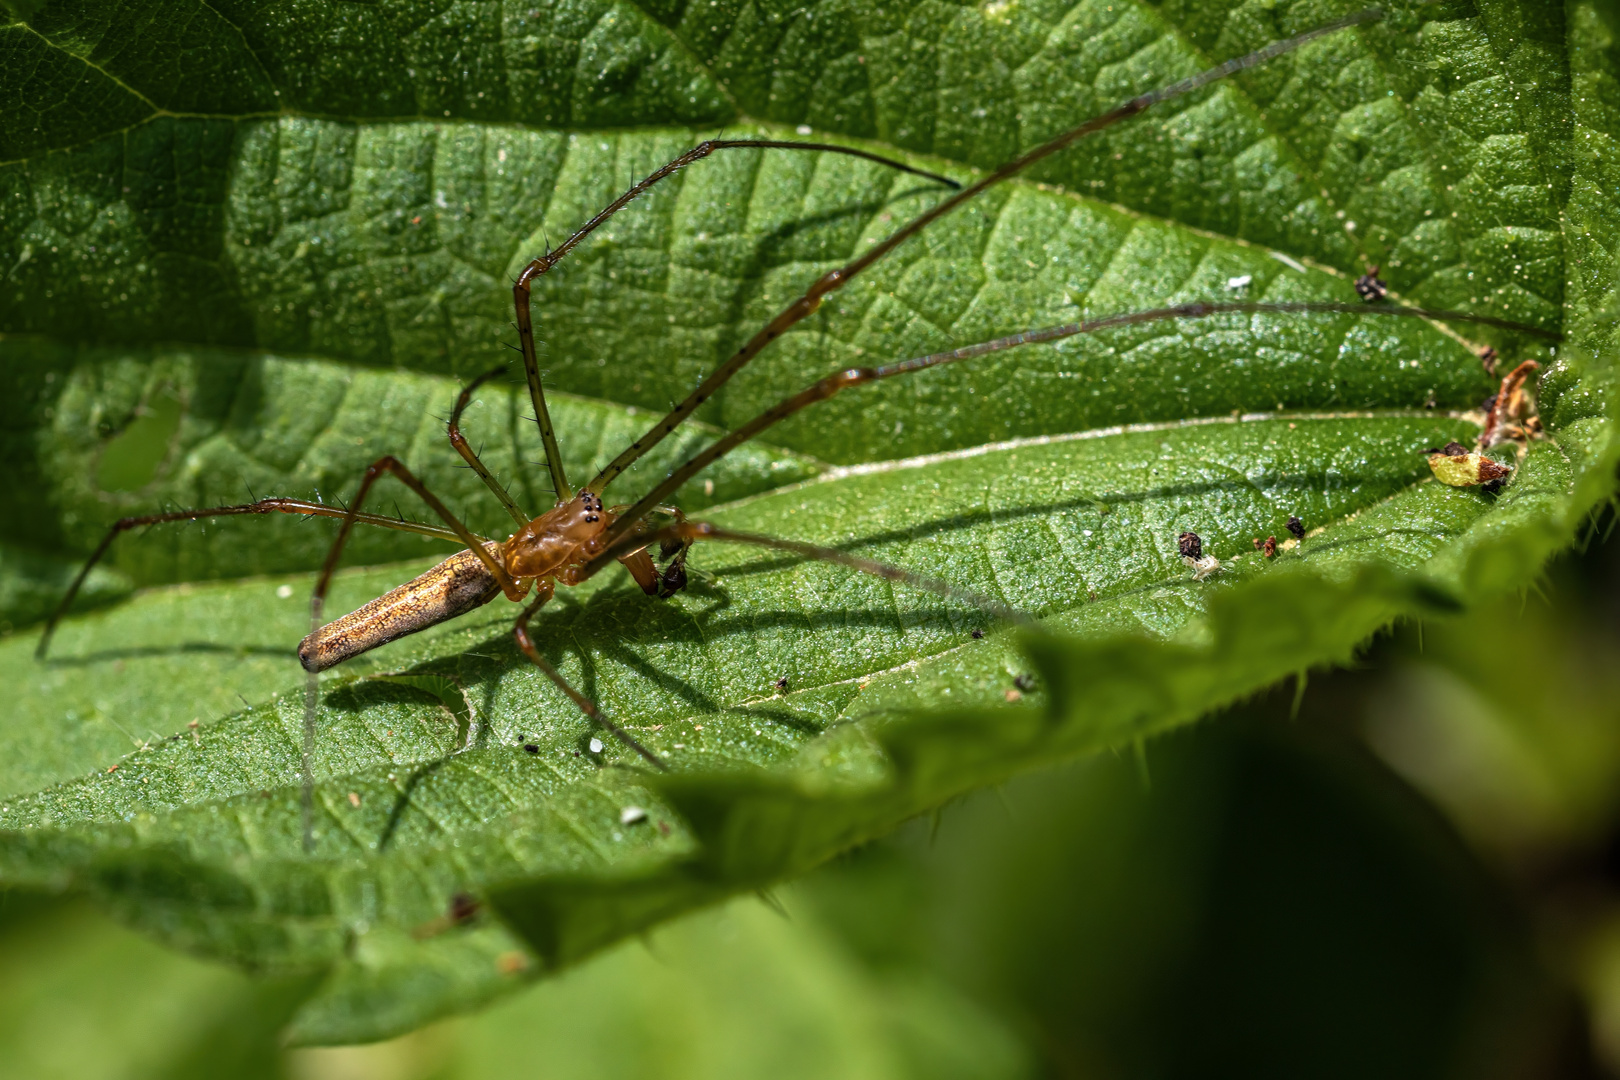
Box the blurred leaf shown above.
[0,0,1614,1044]
[1362,565,1620,867]
[798,716,1573,1079]
[422,896,1028,1080]
[0,893,312,1080]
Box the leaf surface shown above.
[0,0,1613,1044]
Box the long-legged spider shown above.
[35,7,1555,850]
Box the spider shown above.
[34,7,1554,849]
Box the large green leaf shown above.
[1,0,1614,1045]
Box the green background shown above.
[2,0,1618,1068]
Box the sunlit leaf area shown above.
[3,0,1620,1074]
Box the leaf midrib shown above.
[7,404,1484,806]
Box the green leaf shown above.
[0,894,315,1079]
[1,0,1614,1045]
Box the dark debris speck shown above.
[449,893,480,923]
[1354,266,1388,302]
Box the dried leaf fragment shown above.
[1425,442,1512,488]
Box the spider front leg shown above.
[511,139,960,503]
[512,581,666,770]
[448,365,532,527]
[597,300,1564,541]
[582,11,1385,515]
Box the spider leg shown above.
[605,300,1563,532]
[449,365,531,526]
[35,497,466,661]
[512,581,667,770]
[511,138,960,503]
[584,10,1383,514]
[311,456,520,610]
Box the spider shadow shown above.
[702,472,1352,584]
[352,468,1439,834]
[444,471,1350,704]
[377,757,449,852]
[43,642,299,666]
[316,679,473,852]
[315,680,472,852]
[432,573,972,735]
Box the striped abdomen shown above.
[298,545,505,673]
